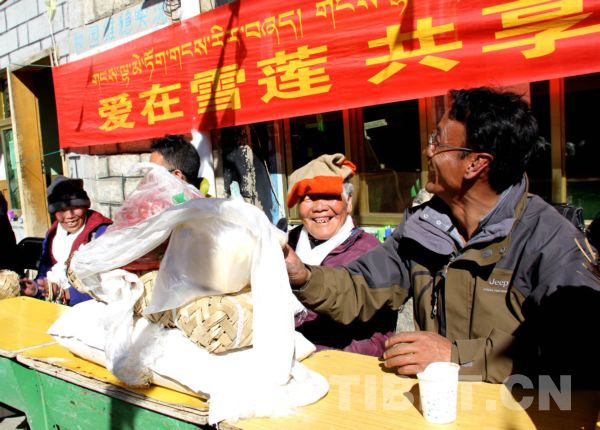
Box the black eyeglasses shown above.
[428,130,474,154]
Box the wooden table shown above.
[0,297,210,429]
[1,297,599,430]
[0,295,68,358]
[231,349,599,430]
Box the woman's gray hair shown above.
[341,181,354,203]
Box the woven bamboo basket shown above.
[133,271,175,327]
[66,266,104,302]
[133,270,253,353]
[0,270,20,300]
[176,288,253,353]
[66,266,85,293]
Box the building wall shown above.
[2,0,205,224]
[63,0,206,220]
[67,0,168,58]
[0,0,69,69]
[67,149,150,220]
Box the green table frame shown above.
[0,355,212,429]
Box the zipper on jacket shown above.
[434,253,456,336]
[434,254,454,318]
[414,277,433,324]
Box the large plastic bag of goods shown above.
[71,188,255,311]
[111,162,204,273]
[65,190,327,423]
[110,162,204,232]
[48,299,326,424]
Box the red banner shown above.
[53,0,600,148]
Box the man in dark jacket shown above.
[284,87,600,388]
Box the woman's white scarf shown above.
[295,216,354,265]
[52,222,85,265]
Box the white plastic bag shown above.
[71,198,285,310]
[149,208,257,312]
[64,193,324,423]
[48,300,327,424]
[110,162,204,232]
[70,194,299,386]
[191,129,216,196]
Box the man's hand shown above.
[50,283,70,305]
[383,331,452,375]
[283,244,311,287]
[36,279,48,298]
[20,278,38,297]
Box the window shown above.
[356,100,422,224]
[0,75,10,120]
[565,72,600,219]
[288,111,346,172]
[528,80,552,202]
[282,104,424,226]
[275,78,600,227]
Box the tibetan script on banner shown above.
[54,0,600,147]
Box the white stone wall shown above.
[2,0,218,223]
[54,0,213,221]
[0,0,70,69]
[67,151,151,219]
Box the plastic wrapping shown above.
[62,165,325,423]
[48,300,326,424]
[71,198,281,312]
[68,195,313,418]
[70,185,299,373]
[110,162,204,232]
[104,162,205,272]
[150,214,255,312]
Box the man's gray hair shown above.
[341,181,354,203]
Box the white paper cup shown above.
[417,362,460,424]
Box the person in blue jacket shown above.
[21,176,112,305]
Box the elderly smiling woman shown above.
[21,176,112,305]
[286,153,396,356]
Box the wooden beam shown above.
[8,70,50,237]
[418,97,431,189]
[549,79,567,203]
